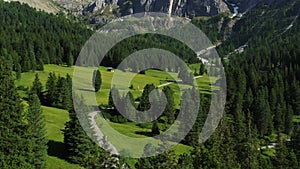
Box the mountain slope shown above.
[8,0,60,13]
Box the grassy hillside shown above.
[16,64,215,167]
[42,106,81,169]
[9,0,59,13]
[16,64,217,106]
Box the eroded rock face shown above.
[54,0,229,18]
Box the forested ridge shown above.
[0,0,300,168]
[0,1,92,74]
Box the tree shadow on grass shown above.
[47,140,68,160]
[135,131,155,137]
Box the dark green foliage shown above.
[191,14,229,43]
[16,63,21,80]
[138,84,156,112]
[63,109,103,167]
[108,87,120,108]
[179,88,199,146]
[177,153,194,169]
[252,88,273,136]
[135,144,177,169]
[121,91,136,121]
[151,120,160,135]
[104,34,198,68]
[45,73,72,110]
[0,63,33,168]
[27,94,47,169]
[199,63,205,75]
[67,54,74,67]
[63,98,119,168]
[162,86,175,124]
[93,70,102,92]
[31,73,43,100]
[45,72,57,105]
[0,1,92,72]
[272,137,298,169]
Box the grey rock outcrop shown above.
[54,0,229,19]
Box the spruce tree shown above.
[138,84,155,111]
[151,120,160,135]
[67,54,73,67]
[45,72,57,106]
[108,87,120,108]
[31,73,43,100]
[0,63,33,168]
[93,70,102,92]
[16,63,21,80]
[122,91,136,121]
[162,86,175,124]
[199,63,205,75]
[63,109,98,166]
[64,107,117,168]
[27,94,47,169]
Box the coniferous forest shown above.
[0,0,300,168]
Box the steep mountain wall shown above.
[54,0,229,17]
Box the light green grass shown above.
[46,156,81,169]
[43,106,69,142]
[42,106,81,169]
[16,64,217,106]
[96,117,192,157]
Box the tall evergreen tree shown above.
[31,73,43,100]
[0,62,33,168]
[45,72,57,105]
[138,84,155,111]
[93,70,102,92]
[108,87,120,108]
[122,91,136,121]
[16,63,21,80]
[27,94,47,169]
[162,86,175,124]
[151,120,160,135]
[199,63,205,75]
[64,109,101,167]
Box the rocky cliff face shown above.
[126,0,228,17]
[53,0,229,23]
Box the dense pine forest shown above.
[0,1,92,74]
[0,0,300,168]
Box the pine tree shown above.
[67,54,73,67]
[122,91,136,121]
[36,59,44,71]
[0,62,33,168]
[64,105,117,168]
[162,86,175,124]
[45,72,57,105]
[108,87,120,108]
[273,138,290,169]
[252,89,273,136]
[138,84,155,111]
[151,120,160,135]
[28,44,36,72]
[199,63,205,75]
[31,73,43,100]
[55,76,72,110]
[27,94,47,169]
[16,63,21,80]
[93,70,102,92]
[177,153,194,169]
[64,109,99,166]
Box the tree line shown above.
[0,1,92,76]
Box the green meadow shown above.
[16,64,217,106]
[15,64,217,168]
[42,106,81,169]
